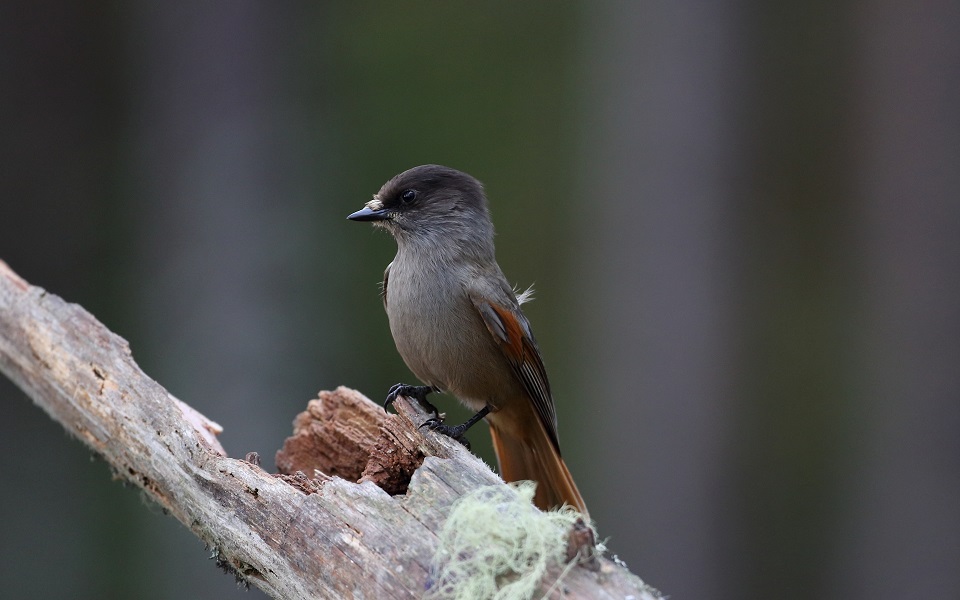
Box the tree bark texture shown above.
[0,259,658,600]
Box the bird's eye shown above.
[400,189,417,204]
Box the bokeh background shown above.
[2,2,958,599]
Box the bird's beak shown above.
[347,206,391,222]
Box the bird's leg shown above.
[420,405,492,450]
[384,383,439,417]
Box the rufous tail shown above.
[488,410,589,518]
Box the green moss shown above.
[426,482,591,600]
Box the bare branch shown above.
[0,259,658,599]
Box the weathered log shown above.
[0,259,659,599]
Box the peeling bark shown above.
[0,259,658,600]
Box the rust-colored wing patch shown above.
[472,297,560,452]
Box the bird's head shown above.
[348,165,494,249]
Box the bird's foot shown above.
[384,383,439,416]
[419,405,492,450]
[420,417,472,450]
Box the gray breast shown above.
[384,255,514,409]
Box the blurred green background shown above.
[1,2,958,599]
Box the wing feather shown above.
[472,297,560,452]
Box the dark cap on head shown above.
[348,164,489,227]
[348,164,496,255]
[377,165,486,211]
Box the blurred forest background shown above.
[1,2,958,599]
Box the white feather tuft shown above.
[515,284,535,305]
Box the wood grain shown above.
[0,259,658,600]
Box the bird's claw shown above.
[419,417,472,449]
[384,383,438,416]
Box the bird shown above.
[348,164,587,516]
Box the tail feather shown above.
[489,416,588,518]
